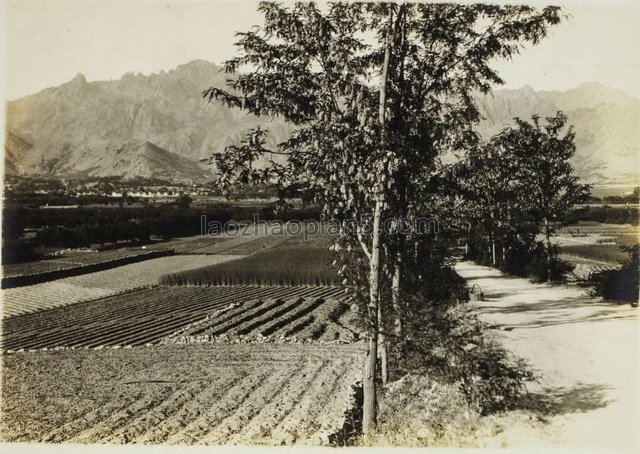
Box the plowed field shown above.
[1,344,363,445]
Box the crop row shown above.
[1,285,349,351]
[1,255,240,317]
[164,288,355,343]
[146,223,278,255]
[1,344,363,445]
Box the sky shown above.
[1,0,639,101]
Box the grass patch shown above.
[160,247,338,286]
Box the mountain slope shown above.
[5,61,639,185]
[476,83,640,184]
[5,60,293,182]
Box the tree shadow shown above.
[514,383,612,417]
[483,291,519,299]
[477,295,636,329]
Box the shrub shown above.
[396,299,536,415]
[518,243,574,283]
[588,246,639,303]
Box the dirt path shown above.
[456,261,639,451]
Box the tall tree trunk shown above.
[363,8,394,435]
[377,295,388,386]
[544,216,552,281]
[391,252,403,339]
[491,233,496,266]
[363,197,382,436]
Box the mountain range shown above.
[5,60,639,185]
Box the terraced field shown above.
[1,255,241,317]
[2,248,172,279]
[1,344,363,445]
[1,286,354,351]
[2,259,79,277]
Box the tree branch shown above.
[358,230,372,262]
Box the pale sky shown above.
[1,0,639,101]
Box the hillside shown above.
[5,61,293,183]
[5,60,639,184]
[477,82,640,184]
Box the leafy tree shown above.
[202,2,563,434]
[459,143,523,266]
[493,112,590,280]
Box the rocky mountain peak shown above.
[5,61,639,185]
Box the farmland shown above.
[560,244,629,264]
[1,344,363,445]
[147,222,336,256]
[1,248,174,289]
[161,246,339,286]
[1,255,241,317]
[0,219,351,444]
[2,248,171,278]
[1,286,354,351]
[554,222,638,278]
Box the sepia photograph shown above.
[0,0,638,451]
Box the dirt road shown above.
[456,261,639,451]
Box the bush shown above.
[396,299,536,415]
[588,246,639,303]
[1,239,38,264]
[518,243,574,283]
[406,258,469,303]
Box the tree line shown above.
[456,112,590,281]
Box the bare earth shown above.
[456,261,639,451]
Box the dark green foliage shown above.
[398,299,536,414]
[1,239,38,265]
[160,247,338,286]
[564,206,639,225]
[589,246,639,303]
[2,205,323,250]
[404,255,469,304]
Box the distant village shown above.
[3,175,283,208]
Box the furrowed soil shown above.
[1,343,363,445]
[456,261,639,451]
[1,286,355,351]
[1,254,242,317]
